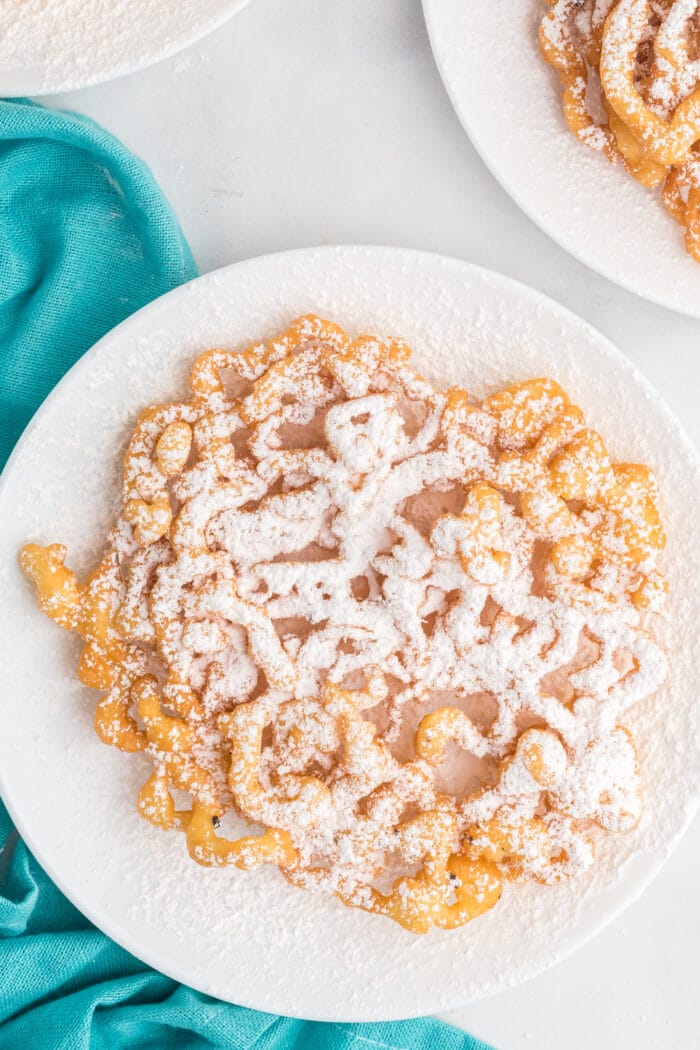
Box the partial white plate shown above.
[0,0,251,96]
[423,0,700,317]
[0,247,697,1021]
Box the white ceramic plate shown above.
[0,0,251,96]
[423,0,700,317]
[0,247,697,1021]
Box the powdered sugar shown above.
[52,314,662,911]
[0,250,697,1018]
[0,0,248,95]
[601,1,700,121]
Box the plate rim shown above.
[0,0,252,97]
[421,0,700,319]
[0,245,698,1020]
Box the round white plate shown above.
[0,247,697,1021]
[0,0,251,96]
[423,0,700,317]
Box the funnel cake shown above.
[20,315,668,934]
[541,0,700,262]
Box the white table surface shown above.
[43,1,699,1047]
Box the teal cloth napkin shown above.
[0,96,196,467]
[0,98,493,1050]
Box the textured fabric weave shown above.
[0,97,492,1050]
[0,802,490,1050]
[0,96,196,467]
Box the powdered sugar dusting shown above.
[40,312,662,919]
[0,0,248,95]
[0,250,697,1019]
